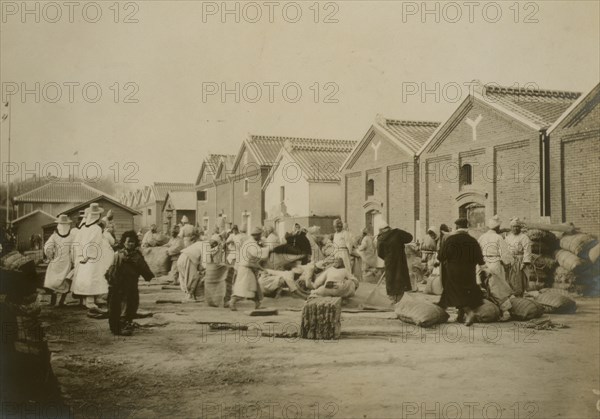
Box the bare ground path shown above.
[43,282,600,419]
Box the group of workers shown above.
[40,206,534,335]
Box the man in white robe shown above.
[43,214,76,305]
[332,219,353,275]
[179,215,195,248]
[71,203,114,312]
[230,227,269,311]
[478,215,514,320]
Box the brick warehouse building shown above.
[120,182,194,231]
[417,83,581,237]
[195,154,237,232]
[547,83,600,236]
[340,116,440,236]
[263,138,355,237]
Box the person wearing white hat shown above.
[43,214,76,306]
[332,219,354,276]
[177,227,205,301]
[178,215,195,248]
[505,217,532,296]
[71,203,114,312]
[230,226,270,311]
[376,219,414,303]
[477,215,515,321]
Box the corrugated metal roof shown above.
[14,181,106,203]
[151,182,195,201]
[166,190,197,210]
[377,118,440,153]
[483,85,581,128]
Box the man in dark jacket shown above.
[106,231,155,336]
[376,221,413,303]
[437,218,485,325]
[286,223,312,264]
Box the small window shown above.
[244,179,249,193]
[197,191,207,201]
[280,186,285,201]
[147,208,151,215]
[366,179,375,197]
[460,164,473,186]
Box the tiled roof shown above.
[482,85,581,128]
[166,190,197,210]
[376,117,440,153]
[14,181,107,203]
[196,154,236,185]
[247,135,351,167]
[246,136,289,166]
[218,155,237,174]
[284,139,357,182]
[63,195,141,216]
[151,182,195,202]
[548,82,600,134]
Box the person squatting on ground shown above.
[105,231,155,336]
[505,217,533,296]
[477,215,515,320]
[437,218,486,326]
[230,227,270,311]
[43,214,76,307]
[310,258,359,298]
[376,220,413,304]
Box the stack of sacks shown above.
[525,229,559,290]
[554,233,599,295]
[1,251,36,272]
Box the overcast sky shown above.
[1,0,598,187]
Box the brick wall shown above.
[388,163,415,232]
[494,141,538,221]
[232,169,264,231]
[343,128,416,235]
[562,137,600,235]
[549,89,600,236]
[345,173,364,233]
[418,98,540,236]
[215,181,232,221]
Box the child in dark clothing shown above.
[106,231,154,336]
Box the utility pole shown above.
[1,99,10,226]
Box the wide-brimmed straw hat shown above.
[56,214,72,224]
[88,203,104,215]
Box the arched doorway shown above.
[459,203,486,230]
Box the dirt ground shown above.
[41,278,600,419]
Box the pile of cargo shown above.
[553,233,599,295]
[525,229,559,290]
